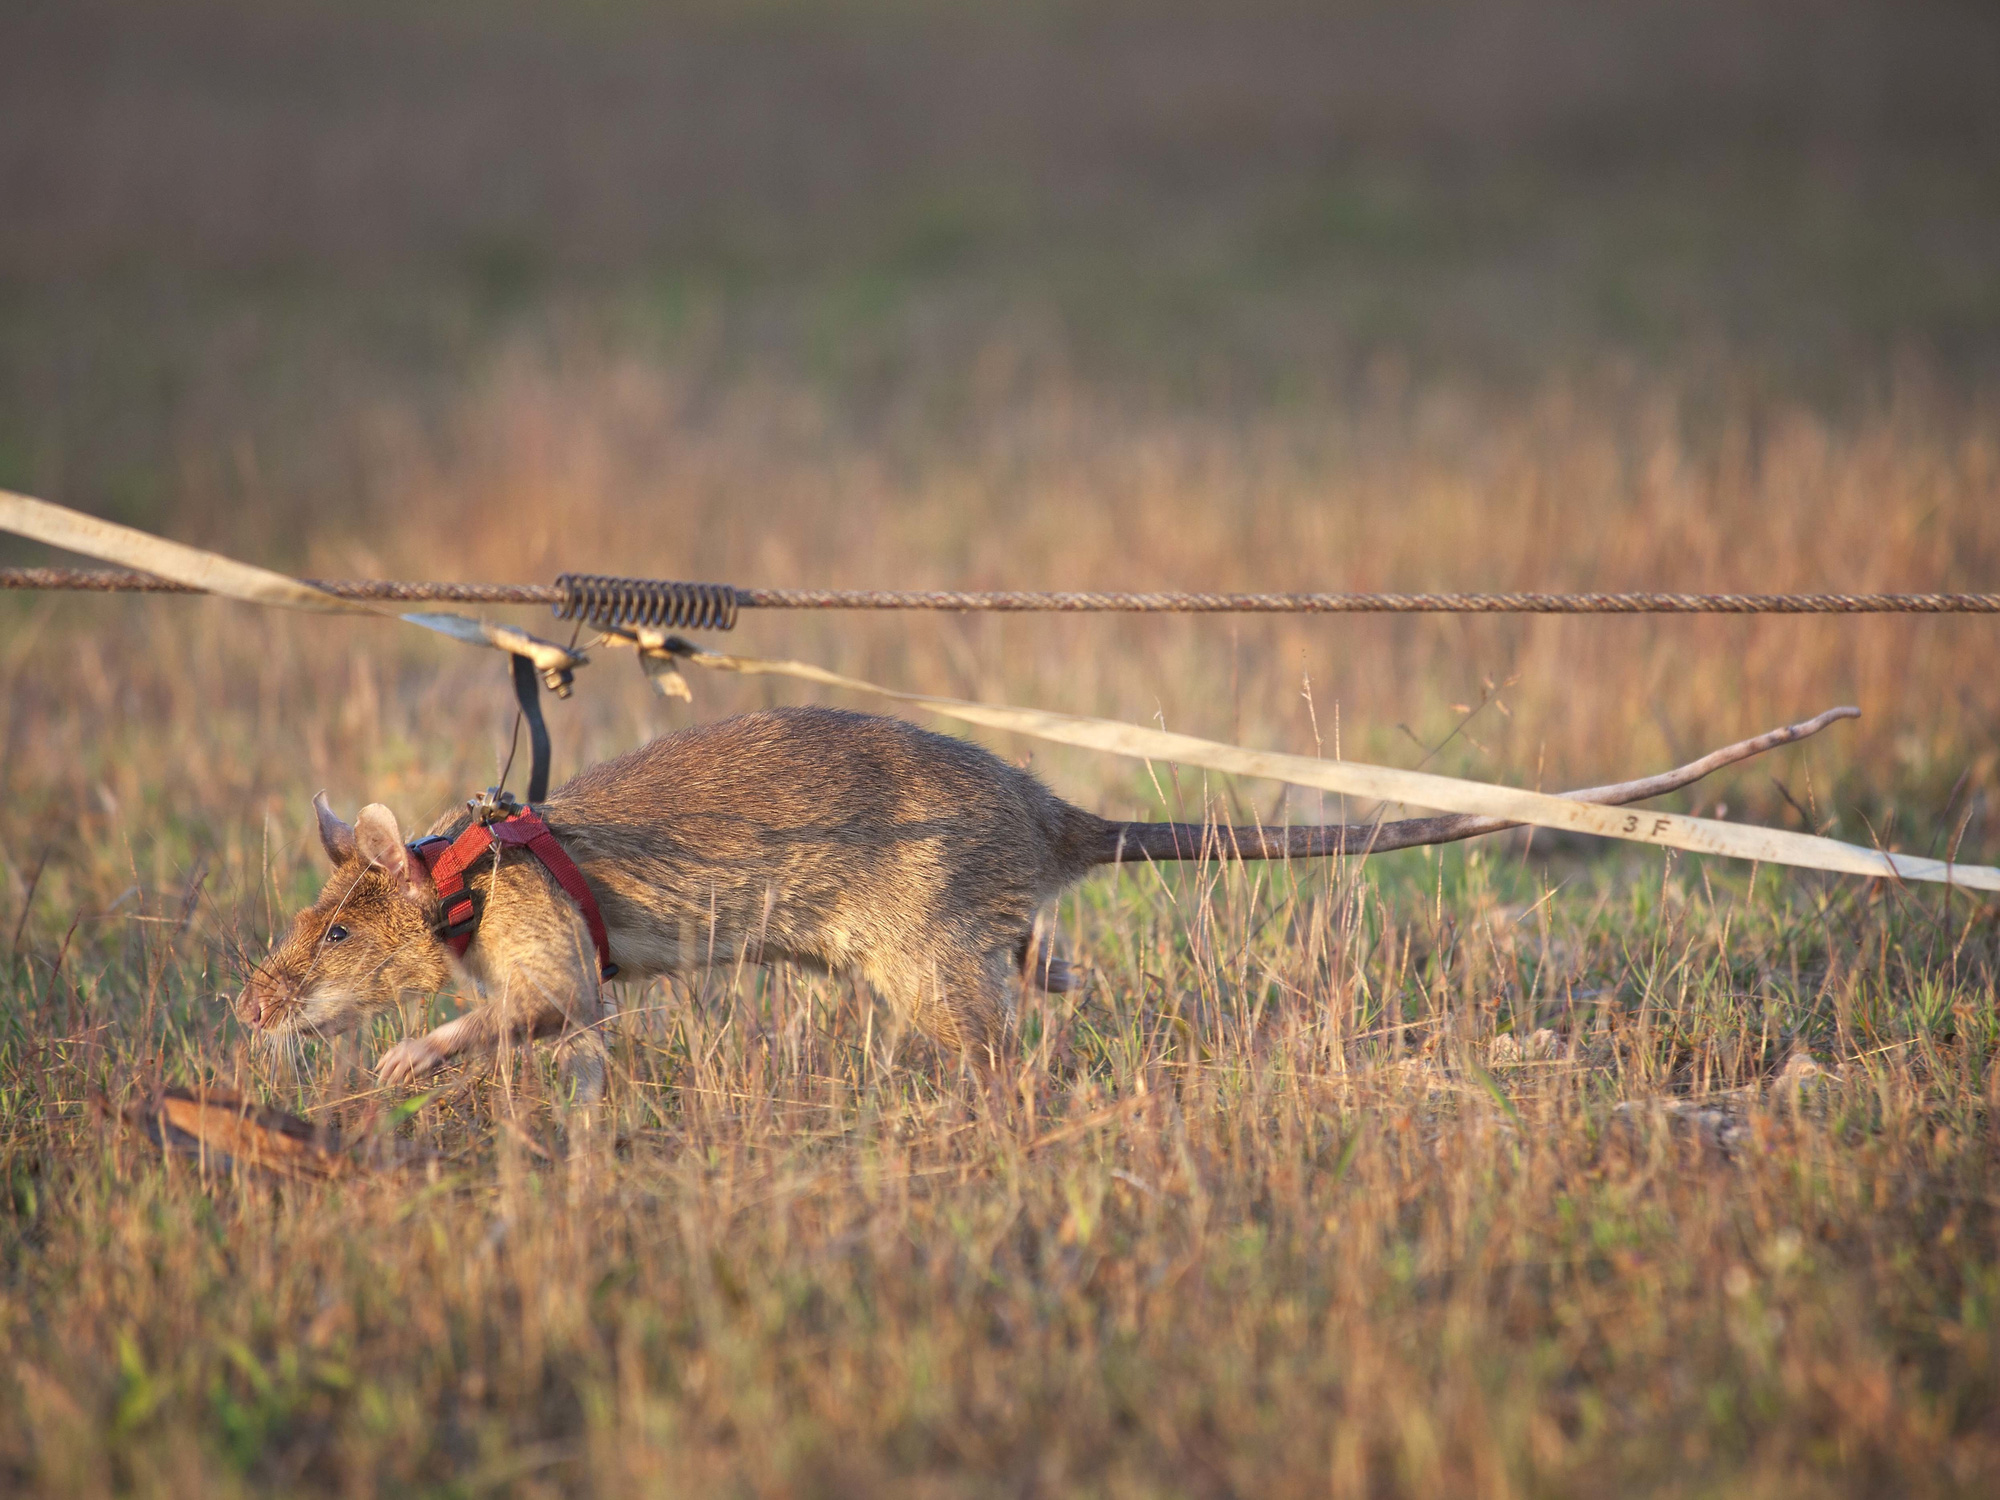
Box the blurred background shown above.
[3,0,1998,863]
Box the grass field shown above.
[4,2,2000,1494]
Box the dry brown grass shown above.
[5,349,1998,1497]
[5,2,2000,1494]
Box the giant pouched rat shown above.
[236,704,1845,1099]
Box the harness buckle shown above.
[434,887,484,944]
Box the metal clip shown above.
[468,787,524,825]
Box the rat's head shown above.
[236,794,453,1038]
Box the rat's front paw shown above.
[377,1035,448,1086]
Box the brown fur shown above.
[236,703,1735,1097]
[243,709,1126,1097]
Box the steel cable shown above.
[5,566,1998,617]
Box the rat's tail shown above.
[1070,705,1860,868]
[1081,812,1488,865]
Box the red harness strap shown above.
[407,809,618,980]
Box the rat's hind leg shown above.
[1018,917,1077,993]
[878,947,1015,1079]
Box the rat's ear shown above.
[354,803,425,901]
[314,792,357,864]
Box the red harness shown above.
[407,808,618,981]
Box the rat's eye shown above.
[325,925,349,943]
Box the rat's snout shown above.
[235,972,293,1030]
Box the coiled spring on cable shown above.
[553,574,742,633]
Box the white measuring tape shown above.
[0,491,582,676]
[6,490,1994,892]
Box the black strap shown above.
[509,653,551,804]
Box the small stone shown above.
[1488,1028,1559,1066]
[1775,1051,1840,1089]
